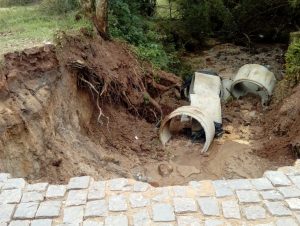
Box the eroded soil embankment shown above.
[0,34,297,185]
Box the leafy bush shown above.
[40,0,80,14]
[286,39,300,86]
[0,0,39,7]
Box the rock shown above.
[177,165,200,178]
[158,163,173,177]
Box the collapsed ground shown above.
[0,34,298,186]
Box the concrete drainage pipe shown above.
[159,106,216,153]
[159,72,222,153]
[231,64,277,105]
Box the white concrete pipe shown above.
[231,64,277,105]
[159,72,222,153]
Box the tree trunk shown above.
[94,0,109,39]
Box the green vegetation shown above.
[286,39,300,86]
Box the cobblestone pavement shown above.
[2,162,300,226]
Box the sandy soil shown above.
[0,34,297,186]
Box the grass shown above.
[0,4,91,56]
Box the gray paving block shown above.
[152,203,175,222]
[177,216,201,226]
[222,200,241,219]
[243,205,266,220]
[251,178,274,190]
[36,200,62,218]
[65,190,87,206]
[46,185,66,198]
[108,178,128,191]
[21,192,44,203]
[83,220,104,226]
[25,183,48,192]
[129,193,149,208]
[68,176,91,190]
[104,215,128,226]
[264,171,291,186]
[212,180,233,197]
[108,194,127,211]
[227,179,253,190]
[172,186,187,197]
[84,200,108,217]
[260,190,284,201]
[133,182,149,192]
[173,198,197,213]
[289,175,300,189]
[87,181,105,201]
[8,221,30,226]
[2,179,26,190]
[204,219,224,226]
[277,186,300,198]
[197,197,220,216]
[133,209,150,226]
[276,218,298,226]
[14,202,39,219]
[0,189,22,204]
[285,198,300,210]
[0,204,16,223]
[236,190,260,203]
[63,206,84,224]
[264,201,292,216]
[31,219,52,226]
[0,174,11,183]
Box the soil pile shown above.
[0,34,297,185]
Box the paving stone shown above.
[275,218,298,226]
[84,200,108,217]
[204,219,224,226]
[197,197,220,216]
[133,209,150,226]
[0,189,22,204]
[188,181,201,189]
[243,205,266,220]
[108,194,127,211]
[25,183,48,192]
[46,185,66,198]
[63,206,84,224]
[227,179,253,190]
[251,178,274,190]
[264,201,292,216]
[68,176,91,190]
[236,190,260,203]
[87,181,105,200]
[289,175,300,189]
[129,193,149,208]
[277,186,300,198]
[31,219,52,226]
[256,223,275,226]
[152,203,175,222]
[104,215,128,226]
[173,198,197,213]
[197,181,215,197]
[36,200,62,218]
[172,186,187,197]
[264,171,291,186]
[285,198,300,210]
[0,204,16,223]
[152,188,169,202]
[8,221,30,226]
[65,190,88,206]
[14,202,39,219]
[260,190,284,201]
[2,179,26,190]
[0,174,10,183]
[177,216,201,226]
[83,220,104,226]
[222,200,241,219]
[212,180,233,197]
[108,178,128,191]
[21,192,44,203]
[133,182,149,192]
[0,223,7,226]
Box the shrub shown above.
[40,0,80,14]
[286,39,300,86]
[0,0,39,7]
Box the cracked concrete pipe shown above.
[231,64,276,105]
[159,72,222,153]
